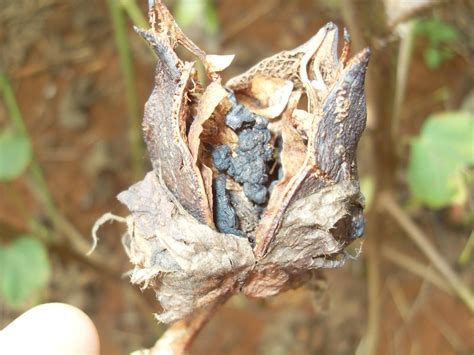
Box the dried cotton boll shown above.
[98,1,370,327]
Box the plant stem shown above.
[381,193,474,312]
[0,75,27,133]
[342,1,399,354]
[458,231,473,266]
[107,0,144,180]
[0,74,54,211]
[392,22,414,140]
[121,0,149,28]
[382,246,453,295]
[142,296,230,355]
[0,75,115,268]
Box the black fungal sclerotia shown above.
[212,174,242,236]
[211,95,275,235]
[225,104,255,130]
[212,144,232,172]
[213,98,273,204]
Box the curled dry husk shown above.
[117,3,370,324]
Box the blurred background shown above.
[0,0,472,354]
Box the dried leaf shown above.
[205,54,235,72]
[226,22,338,92]
[236,76,294,119]
[309,22,340,92]
[254,38,370,258]
[291,108,313,137]
[187,82,230,218]
[118,172,255,322]
[136,28,214,228]
[188,82,229,162]
[280,122,306,178]
[263,181,363,263]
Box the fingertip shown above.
[1,303,100,355]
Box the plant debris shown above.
[100,0,370,332]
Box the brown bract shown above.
[118,2,370,326]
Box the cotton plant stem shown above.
[391,21,414,141]
[107,0,144,180]
[342,1,399,354]
[134,296,230,355]
[380,193,474,312]
[355,236,381,355]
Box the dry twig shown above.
[382,246,453,295]
[342,1,398,353]
[380,193,474,312]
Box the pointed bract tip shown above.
[358,47,371,65]
[343,28,350,42]
[348,47,371,69]
[325,21,337,30]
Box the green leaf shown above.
[360,176,375,210]
[0,129,32,180]
[174,0,205,28]
[174,0,218,34]
[204,0,219,34]
[407,111,474,208]
[425,46,455,70]
[0,236,51,307]
[414,18,459,45]
[424,47,442,69]
[415,18,458,70]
